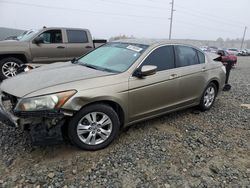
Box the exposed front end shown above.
[0,91,75,145]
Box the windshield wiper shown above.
[81,63,120,73]
[99,67,121,73]
[81,63,99,70]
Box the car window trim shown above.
[194,48,200,64]
[196,49,206,64]
[131,44,204,78]
[132,44,176,77]
[66,29,89,44]
[174,45,201,67]
[34,29,63,44]
[40,30,63,43]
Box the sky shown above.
[0,0,249,40]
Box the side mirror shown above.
[33,36,44,44]
[134,65,157,78]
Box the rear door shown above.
[174,45,207,105]
[65,29,94,60]
[128,45,180,122]
[30,29,67,63]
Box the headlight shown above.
[15,90,76,111]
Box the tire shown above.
[0,57,23,80]
[198,82,218,111]
[68,104,120,151]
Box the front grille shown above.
[1,92,18,112]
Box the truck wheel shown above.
[0,57,23,80]
[198,82,218,111]
[68,104,120,151]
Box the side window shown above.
[39,30,62,43]
[175,46,199,67]
[141,46,175,71]
[67,30,88,43]
[197,50,205,64]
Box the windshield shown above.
[77,43,148,73]
[19,30,39,41]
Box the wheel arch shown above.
[209,79,219,92]
[205,77,221,91]
[76,100,126,128]
[0,54,28,63]
[198,78,220,102]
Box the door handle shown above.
[169,74,178,79]
[85,46,93,49]
[57,46,65,49]
[201,67,206,72]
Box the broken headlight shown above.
[15,90,76,111]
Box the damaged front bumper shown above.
[0,92,75,145]
[0,92,74,127]
[0,94,18,127]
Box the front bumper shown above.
[0,91,75,128]
[0,96,18,127]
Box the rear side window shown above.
[66,30,88,43]
[175,46,199,67]
[197,50,205,64]
[141,46,175,71]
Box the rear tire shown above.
[0,57,23,80]
[198,82,218,111]
[68,104,120,151]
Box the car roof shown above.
[42,27,89,31]
[113,38,202,51]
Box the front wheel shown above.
[68,104,120,150]
[0,57,23,80]
[198,83,218,111]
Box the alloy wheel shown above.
[203,86,215,108]
[2,62,20,78]
[76,112,113,145]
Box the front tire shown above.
[198,83,218,111]
[0,57,23,80]
[68,104,120,150]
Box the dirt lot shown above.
[0,57,249,187]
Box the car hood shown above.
[0,62,114,97]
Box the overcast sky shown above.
[0,0,249,40]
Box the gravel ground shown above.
[0,57,249,188]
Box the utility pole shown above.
[169,0,175,40]
[240,26,247,50]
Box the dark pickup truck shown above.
[0,27,106,80]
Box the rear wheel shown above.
[0,57,23,80]
[198,83,217,111]
[68,104,120,150]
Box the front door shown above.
[128,45,180,122]
[30,29,67,64]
